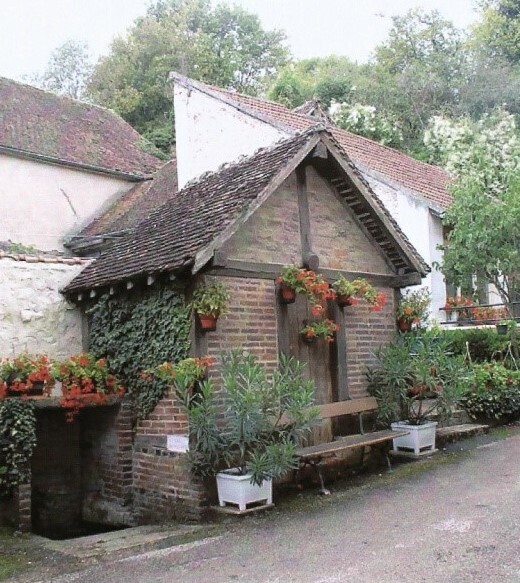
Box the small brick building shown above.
[55,128,429,525]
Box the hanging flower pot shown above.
[6,381,45,398]
[336,294,356,308]
[279,284,296,304]
[198,313,218,332]
[301,331,317,345]
[397,318,412,332]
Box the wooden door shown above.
[278,294,338,445]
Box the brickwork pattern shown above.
[307,167,393,275]
[221,173,301,265]
[344,287,396,399]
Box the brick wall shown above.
[307,166,393,275]
[344,287,396,399]
[220,173,301,265]
[133,385,205,523]
[204,276,279,375]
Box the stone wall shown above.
[0,256,87,358]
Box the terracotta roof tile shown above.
[64,129,428,294]
[0,77,162,176]
[78,159,178,238]
[187,78,453,209]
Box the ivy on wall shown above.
[0,399,37,497]
[87,287,191,419]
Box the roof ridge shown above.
[180,126,323,191]
[0,250,89,265]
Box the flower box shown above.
[391,421,437,455]
[216,469,272,512]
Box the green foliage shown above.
[191,282,229,318]
[440,328,511,362]
[367,332,468,426]
[87,0,289,152]
[0,400,37,497]
[28,40,93,100]
[176,351,318,486]
[460,362,520,422]
[472,0,520,64]
[440,171,520,309]
[87,287,191,419]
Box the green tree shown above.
[87,0,289,152]
[30,40,93,100]
[472,0,520,64]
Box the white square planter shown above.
[216,470,272,512]
[391,421,438,455]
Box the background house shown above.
[0,77,162,357]
[171,73,453,322]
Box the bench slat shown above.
[317,397,378,419]
[295,430,409,459]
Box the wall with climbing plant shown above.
[87,286,191,419]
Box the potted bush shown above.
[496,319,514,336]
[396,288,431,332]
[0,354,52,397]
[173,351,318,511]
[51,353,125,422]
[300,319,339,344]
[275,265,335,314]
[331,276,387,310]
[192,282,229,332]
[367,333,466,455]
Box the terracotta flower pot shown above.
[336,294,355,308]
[397,318,412,332]
[198,313,218,332]
[279,285,296,304]
[301,333,316,345]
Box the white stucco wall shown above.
[364,174,447,321]
[174,84,286,188]
[0,154,135,251]
[0,258,86,358]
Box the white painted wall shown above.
[0,154,135,252]
[364,174,447,321]
[174,84,286,188]
[0,258,87,358]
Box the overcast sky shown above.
[1,0,479,81]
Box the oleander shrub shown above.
[460,362,520,423]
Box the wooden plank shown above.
[329,300,349,401]
[317,397,378,418]
[296,165,312,259]
[206,260,418,288]
[295,429,409,458]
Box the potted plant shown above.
[496,319,514,335]
[367,333,466,456]
[396,288,431,332]
[275,265,335,313]
[173,351,318,511]
[331,276,387,310]
[51,353,124,422]
[0,354,52,397]
[192,282,229,332]
[300,319,339,344]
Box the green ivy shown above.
[87,287,191,419]
[0,400,37,497]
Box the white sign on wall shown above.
[166,434,190,453]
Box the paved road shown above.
[20,435,520,583]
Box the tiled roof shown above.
[174,75,453,210]
[0,250,88,265]
[0,77,162,176]
[77,159,178,238]
[64,129,428,294]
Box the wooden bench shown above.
[293,397,409,494]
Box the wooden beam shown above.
[89,290,97,299]
[296,164,313,262]
[126,281,134,290]
[109,286,115,296]
[329,300,349,401]
[147,275,155,286]
[206,259,420,288]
